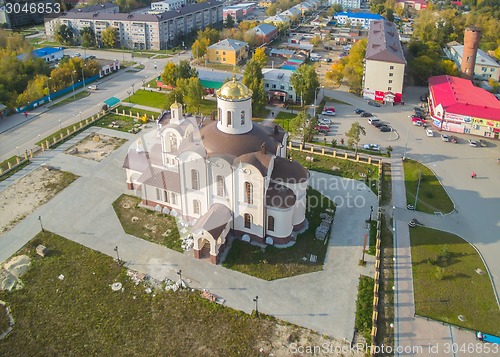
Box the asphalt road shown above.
[0,50,190,162]
[320,85,500,299]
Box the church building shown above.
[123,77,309,264]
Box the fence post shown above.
[46,140,50,149]
[16,157,20,165]
[8,162,11,169]
[60,133,64,140]
[24,151,28,160]
[321,147,325,155]
[333,150,336,158]
[29,149,33,158]
[368,156,372,164]
[344,152,348,159]
[356,154,360,162]
[53,137,57,144]
[299,143,303,151]
[122,109,125,115]
[310,146,314,153]
[73,125,77,132]
[80,122,83,128]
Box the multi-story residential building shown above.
[363,20,406,104]
[151,0,189,12]
[328,0,361,10]
[44,1,223,50]
[395,0,428,11]
[207,39,249,66]
[0,0,55,28]
[444,42,500,82]
[333,11,384,29]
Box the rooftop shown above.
[334,12,385,20]
[249,23,277,36]
[32,47,64,57]
[68,2,118,13]
[428,75,500,121]
[448,45,500,68]
[208,38,248,51]
[365,20,406,64]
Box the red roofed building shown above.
[428,75,500,139]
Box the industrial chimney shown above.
[461,26,481,80]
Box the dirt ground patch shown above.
[0,167,78,235]
[65,133,127,161]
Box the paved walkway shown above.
[390,157,484,356]
[0,127,378,343]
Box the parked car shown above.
[441,134,450,142]
[469,139,478,147]
[318,118,332,125]
[368,117,380,125]
[322,107,336,116]
[368,100,381,107]
[322,58,333,62]
[354,108,364,114]
[88,85,98,90]
[426,129,434,137]
[412,114,425,120]
[314,125,330,132]
[373,122,386,128]
[363,144,381,151]
[413,107,423,114]
[449,135,458,143]
[361,112,373,117]
[379,125,391,132]
[479,139,487,147]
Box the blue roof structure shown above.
[32,47,64,58]
[335,12,384,20]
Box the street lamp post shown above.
[46,77,52,101]
[81,64,86,87]
[79,111,82,121]
[312,86,324,118]
[70,70,76,99]
[38,216,44,232]
[132,83,135,94]
[369,205,373,221]
[16,146,20,157]
[253,296,259,317]
[177,270,182,287]
[127,91,131,103]
[58,119,62,131]
[114,246,121,264]
[414,169,423,210]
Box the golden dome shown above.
[170,101,182,109]
[216,76,253,100]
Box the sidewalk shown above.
[390,157,480,356]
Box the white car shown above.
[426,129,434,137]
[363,144,381,151]
[368,117,380,125]
[319,118,332,125]
[88,85,98,90]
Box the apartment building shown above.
[363,20,406,104]
[44,1,223,50]
[333,12,384,29]
[151,0,189,12]
[207,39,249,66]
[328,0,361,10]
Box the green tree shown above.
[310,35,322,48]
[385,8,395,22]
[343,39,366,95]
[177,77,204,113]
[176,60,197,80]
[16,74,48,107]
[197,27,220,45]
[345,122,366,154]
[440,59,459,76]
[191,38,210,59]
[252,47,268,67]
[225,14,235,28]
[242,58,266,112]
[326,4,343,16]
[290,64,320,106]
[266,3,278,16]
[55,24,74,45]
[326,58,347,86]
[102,27,118,48]
[288,110,316,144]
[80,27,95,48]
[161,62,177,87]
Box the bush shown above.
[355,276,375,340]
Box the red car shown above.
[314,125,330,133]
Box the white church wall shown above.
[178,152,208,219]
[216,97,253,134]
[234,164,265,237]
[207,157,233,211]
[292,195,307,226]
[266,207,294,238]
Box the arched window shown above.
[218,108,222,122]
[268,216,275,232]
[216,175,224,197]
[193,199,201,215]
[240,110,245,125]
[169,134,177,150]
[191,169,199,190]
[244,182,253,204]
[227,111,232,126]
[244,213,252,229]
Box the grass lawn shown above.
[124,89,168,109]
[410,226,500,335]
[112,195,182,252]
[380,162,392,206]
[252,106,271,122]
[146,78,158,89]
[222,188,335,280]
[0,231,280,356]
[355,276,375,341]
[0,156,21,172]
[403,159,454,214]
[324,96,352,106]
[49,90,90,109]
[114,105,160,118]
[198,98,217,115]
[273,111,296,126]
[94,113,141,133]
[291,150,379,183]
[0,161,29,182]
[0,303,8,333]
[367,220,377,256]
